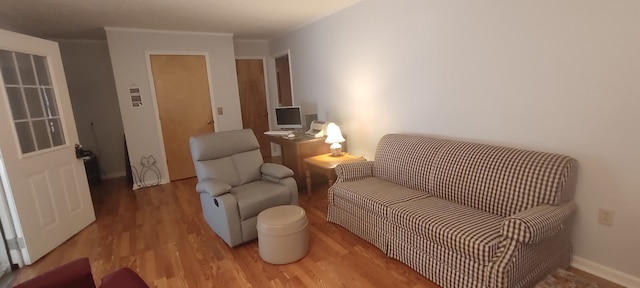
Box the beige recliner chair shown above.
[189,129,298,247]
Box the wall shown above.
[106,28,242,187]
[234,39,269,57]
[58,40,125,179]
[269,0,640,285]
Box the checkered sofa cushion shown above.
[430,141,577,217]
[331,177,430,218]
[389,197,504,264]
[373,135,449,193]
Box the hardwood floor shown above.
[10,178,623,288]
[11,177,438,287]
[567,267,625,288]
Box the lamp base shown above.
[329,144,342,157]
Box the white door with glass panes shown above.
[0,29,95,265]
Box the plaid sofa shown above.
[327,134,577,288]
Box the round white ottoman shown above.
[257,205,309,264]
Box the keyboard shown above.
[264,130,293,136]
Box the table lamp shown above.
[325,123,345,156]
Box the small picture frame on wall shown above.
[129,85,142,107]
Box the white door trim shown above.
[0,162,23,267]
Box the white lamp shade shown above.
[325,123,345,144]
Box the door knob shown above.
[207,120,213,125]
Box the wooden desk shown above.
[303,153,366,196]
[265,134,330,187]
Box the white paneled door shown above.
[0,29,95,265]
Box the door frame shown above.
[235,56,274,131]
[144,51,217,181]
[271,49,295,106]
[0,168,22,267]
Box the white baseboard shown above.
[571,256,640,287]
[132,177,169,190]
[104,171,126,179]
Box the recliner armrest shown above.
[260,163,294,181]
[502,201,576,244]
[335,161,375,182]
[196,179,232,197]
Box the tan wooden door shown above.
[150,55,214,181]
[236,59,271,157]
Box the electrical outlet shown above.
[597,209,614,226]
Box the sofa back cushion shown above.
[190,129,263,186]
[373,134,448,193]
[430,140,577,217]
[197,157,241,186]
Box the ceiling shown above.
[0,0,361,40]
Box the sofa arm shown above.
[260,163,294,182]
[502,201,576,244]
[196,179,232,197]
[13,258,95,288]
[335,161,375,182]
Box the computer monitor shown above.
[275,106,303,129]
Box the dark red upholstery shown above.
[100,268,149,288]
[13,258,148,288]
[13,258,96,288]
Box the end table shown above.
[303,153,366,196]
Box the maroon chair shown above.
[13,258,149,288]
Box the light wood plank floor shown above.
[11,177,438,287]
[11,177,623,288]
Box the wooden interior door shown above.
[275,55,292,106]
[236,59,271,157]
[150,55,214,181]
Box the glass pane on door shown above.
[5,87,27,120]
[32,119,52,150]
[33,55,50,86]
[41,88,58,117]
[24,87,44,118]
[0,50,19,85]
[48,118,65,146]
[14,121,36,154]
[15,52,37,86]
[0,49,66,155]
